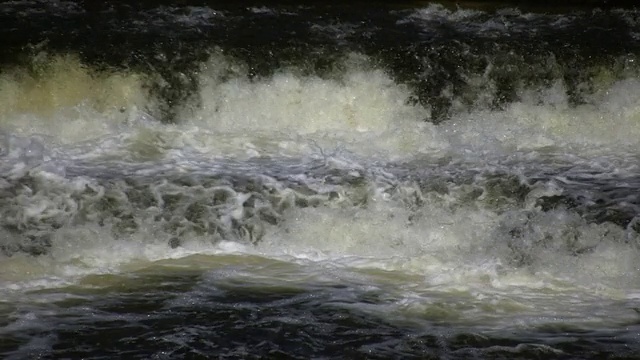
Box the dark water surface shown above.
[1,1,640,359]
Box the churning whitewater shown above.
[1,1,640,358]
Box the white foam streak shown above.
[3,53,640,161]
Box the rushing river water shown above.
[1,1,640,358]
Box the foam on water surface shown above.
[2,51,640,164]
[1,51,639,289]
[1,6,640,351]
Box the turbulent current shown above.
[1,1,640,358]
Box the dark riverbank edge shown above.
[0,0,636,12]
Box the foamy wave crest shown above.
[175,52,441,160]
[443,78,640,153]
[0,54,150,144]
